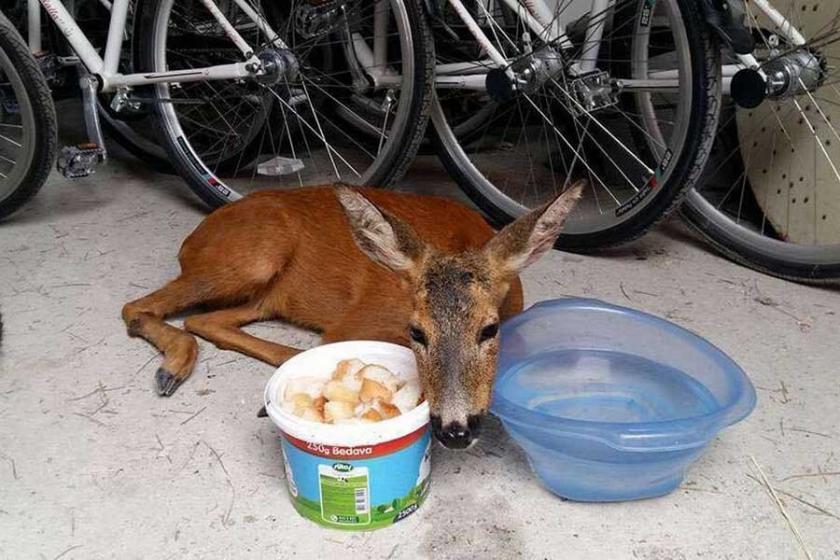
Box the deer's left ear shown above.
[335,186,427,276]
[484,181,584,277]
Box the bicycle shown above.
[0,0,433,218]
[681,0,840,282]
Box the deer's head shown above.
[337,184,582,449]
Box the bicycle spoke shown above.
[522,93,621,205]
[0,133,22,148]
[548,77,655,176]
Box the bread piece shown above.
[323,380,360,405]
[295,405,324,423]
[312,396,326,416]
[359,378,392,404]
[333,358,365,382]
[333,359,365,393]
[282,393,311,413]
[392,379,422,413]
[360,408,383,422]
[283,376,326,400]
[324,400,355,423]
[290,393,313,408]
[374,399,401,419]
[360,364,401,393]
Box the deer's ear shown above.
[484,181,584,277]
[336,187,426,275]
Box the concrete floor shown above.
[1,131,839,560]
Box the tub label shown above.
[283,426,428,459]
[280,427,432,530]
[318,464,371,525]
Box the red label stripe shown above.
[281,425,429,460]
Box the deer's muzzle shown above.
[431,414,483,449]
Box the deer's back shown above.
[177,187,500,329]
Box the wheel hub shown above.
[764,49,825,98]
[256,48,299,85]
[485,45,567,103]
[731,47,827,109]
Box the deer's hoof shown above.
[155,368,183,397]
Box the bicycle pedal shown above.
[57,144,106,179]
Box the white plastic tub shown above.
[263,341,431,530]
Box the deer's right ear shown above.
[335,187,425,275]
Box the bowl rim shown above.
[491,298,757,451]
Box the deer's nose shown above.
[431,415,482,449]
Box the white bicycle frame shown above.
[24,0,809,96]
[429,0,807,95]
[27,0,286,92]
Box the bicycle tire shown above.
[682,190,840,283]
[137,0,434,209]
[0,10,57,221]
[432,0,721,251]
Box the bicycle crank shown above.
[58,69,107,179]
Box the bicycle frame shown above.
[430,0,807,95]
[28,0,285,92]
[24,0,809,96]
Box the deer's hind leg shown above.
[184,304,302,366]
[122,276,206,396]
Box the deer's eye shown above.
[409,325,428,346]
[479,322,499,343]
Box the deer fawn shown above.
[122,183,582,448]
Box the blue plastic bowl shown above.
[492,298,756,502]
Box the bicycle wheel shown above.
[0,10,57,221]
[432,0,720,250]
[137,0,433,209]
[682,1,840,282]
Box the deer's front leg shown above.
[184,305,302,366]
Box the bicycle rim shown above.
[432,0,713,241]
[148,0,425,203]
